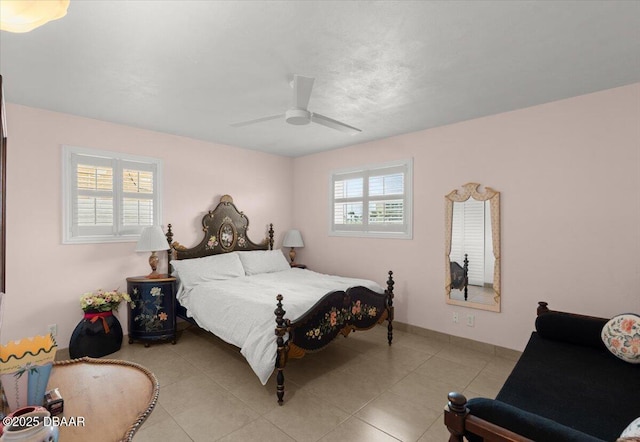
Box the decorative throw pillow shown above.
[601,314,640,364]
[237,249,290,275]
[620,417,640,438]
[170,252,245,288]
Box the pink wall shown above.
[3,104,293,345]
[292,83,640,351]
[4,84,639,353]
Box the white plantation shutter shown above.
[63,146,162,243]
[450,199,485,286]
[72,154,115,237]
[121,161,156,234]
[333,173,364,228]
[368,170,404,226]
[450,202,464,263]
[331,159,412,238]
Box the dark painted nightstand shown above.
[126,275,177,347]
[290,263,307,269]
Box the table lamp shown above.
[135,226,169,279]
[282,229,304,264]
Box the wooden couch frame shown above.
[444,301,605,442]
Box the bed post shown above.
[463,254,469,301]
[166,224,174,268]
[268,223,274,250]
[274,294,289,405]
[386,270,395,346]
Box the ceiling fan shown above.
[231,75,361,135]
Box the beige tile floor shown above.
[449,285,496,306]
[108,324,518,442]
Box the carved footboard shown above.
[275,271,395,404]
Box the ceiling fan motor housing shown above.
[286,108,311,125]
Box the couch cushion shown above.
[601,314,640,364]
[535,311,607,350]
[495,332,640,441]
[466,398,604,442]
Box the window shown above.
[62,146,163,244]
[330,159,412,238]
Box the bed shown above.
[450,254,469,300]
[165,195,395,404]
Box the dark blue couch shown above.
[445,303,640,441]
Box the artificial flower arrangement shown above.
[79,289,133,313]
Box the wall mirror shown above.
[445,183,500,312]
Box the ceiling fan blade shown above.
[293,75,315,110]
[311,113,361,135]
[230,114,284,127]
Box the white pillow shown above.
[237,250,290,275]
[170,252,245,288]
[601,314,640,364]
[621,417,640,438]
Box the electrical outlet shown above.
[48,324,57,337]
[452,312,459,323]
[466,315,475,327]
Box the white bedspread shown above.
[178,268,384,384]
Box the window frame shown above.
[329,158,413,239]
[62,145,163,244]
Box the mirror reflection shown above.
[445,183,501,312]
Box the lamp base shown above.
[145,270,164,279]
[146,251,162,279]
[289,247,296,264]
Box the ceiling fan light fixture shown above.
[232,74,359,134]
[285,108,311,126]
[0,0,69,33]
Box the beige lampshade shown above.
[283,229,304,248]
[0,0,70,33]
[135,226,169,252]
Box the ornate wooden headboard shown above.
[166,195,274,263]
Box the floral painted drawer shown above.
[126,276,177,347]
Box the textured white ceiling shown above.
[1,1,639,157]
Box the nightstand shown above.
[126,275,177,347]
[290,263,307,269]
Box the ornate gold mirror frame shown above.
[445,183,501,312]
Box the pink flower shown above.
[621,318,636,333]
[352,300,361,315]
[330,311,337,327]
[626,336,640,354]
[611,338,621,348]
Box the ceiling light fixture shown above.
[0,0,69,33]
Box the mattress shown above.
[177,268,384,384]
